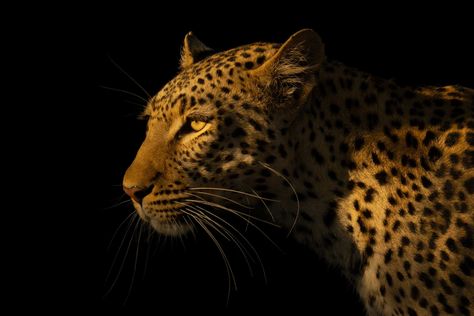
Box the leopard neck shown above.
[274,60,407,278]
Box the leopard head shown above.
[123,29,325,235]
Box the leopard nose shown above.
[123,185,153,204]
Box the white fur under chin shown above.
[150,219,192,236]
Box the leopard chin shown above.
[149,218,192,236]
[133,201,192,236]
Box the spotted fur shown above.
[123,30,474,315]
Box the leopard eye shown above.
[190,120,206,132]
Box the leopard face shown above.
[123,30,324,235]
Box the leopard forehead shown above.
[145,42,280,121]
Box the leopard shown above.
[122,29,474,315]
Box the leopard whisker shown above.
[188,209,256,280]
[190,187,279,202]
[185,207,233,243]
[100,85,149,104]
[186,212,237,304]
[103,198,133,210]
[124,218,145,304]
[184,205,256,268]
[104,214,141,298]
[184,198,279,227]
[107,56,152,99]
[186,205,267,282]
[249,187,275,222]
[189,191,254,209]
[107,210,136,251]
[185,199,282,251]
[258,161,300,237]
[105,213,139,283]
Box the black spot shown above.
[357,217,367,233]
[467,132,474,146]
[231,127,247,138]
[459,256,474,276]
[386,272,393,286]
[450,154,459,164]
[278,144,287,158]
[393,220,401,231]
[405,132,418,149]
[446,238,458,253]
[418,272,434,289]
[410,285,420,300]
[419,298,428,309]
[401,236,410,246]
[449,273,465,287]
[244,61,254,69]
[407,307,418,316]
[256,56,265,65]
[323,208,336,227]
[401,154,409,166]
[221,87,230,94]
[377,141,386,151]
[423,131,436,145]
[375,171,388,185]
[364,188,376,202]
[365,245,374,257]
[216,69,223,77]
[265,155,276,164]
[248,118,262,131]
[353,200,360,211]
[362,209,372,218]
[403,202,414,215]
[445,132,460,147]
[371,152,381,165]
[440,279,453,295]
[197,78,205,84]
[464,177,474,194]
[354,137,364,150]
[388,196,397,206]
[428,146,442,162]
[404,261,411,272]
[384,249,393,263]
[421,176,433,188]
[441,180,454,200]
[367,113,379,130]
[430,305,439,316]
[414,253,424,263]
[311,149,325,164]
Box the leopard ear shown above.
[180,32,213,69]
[251,29,325,104]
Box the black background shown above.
[17,3,473,314]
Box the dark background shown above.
[18,3,473,314]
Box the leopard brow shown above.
[186,107,215,122]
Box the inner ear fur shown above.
[251,29,325,105]
[180,32,213,69]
